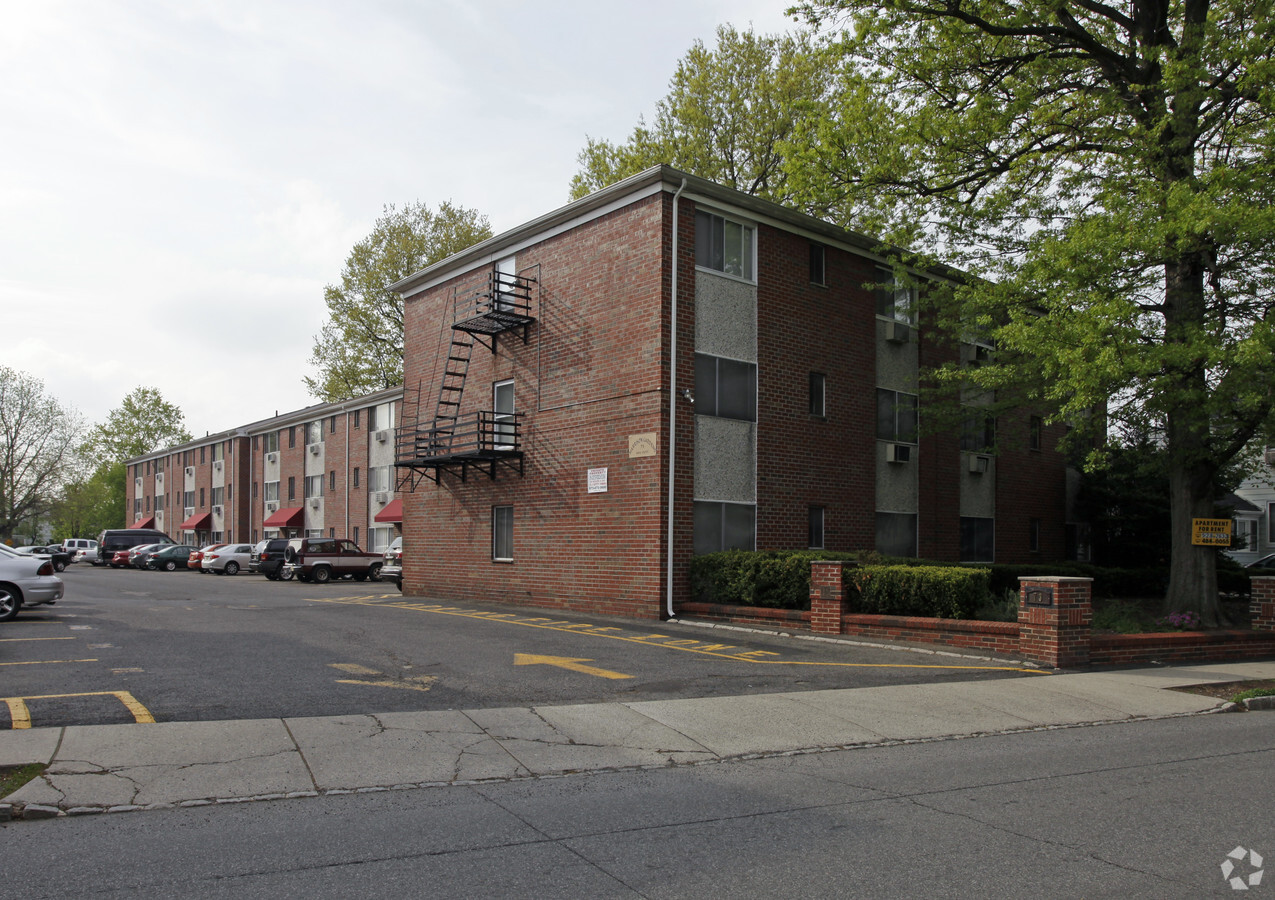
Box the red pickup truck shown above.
[281,538,383,584]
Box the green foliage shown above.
[788,1,1275,623]
[974,589,1021,623]
[0,367,84,541]
[570,26,832,204]
[306,201,492,402]
[50,461,126,539]
[689,549,853,609]
[1092,599,1153,635]
[0,763,45,799]
[81,387,191,465]
[848,565,990,619]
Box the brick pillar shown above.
[810,561,851,635]
[1251,577,1275,632]
[1018,576,1093,668]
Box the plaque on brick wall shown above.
[628,433,657,458]
[1025,586,1054,607]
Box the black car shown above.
[251,538,291,580]
[20,545,75,572]
[145,544,196,571]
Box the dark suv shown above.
[251,538,291,580]
[97,529,173,565]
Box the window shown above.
[367,406,376,431]
[183,490,194,511]
[287,476,296,501]
[960,411,997,453]
[695,210,754,280]
[1030,518,1043,553]
[212,443,224,462]
[288,426,296,449]
[329,470,336,492]
[875,267,915,323]
[695,354,757,421]
[493,506,514,561]
[264,480,279,502]
[200,446,206,465]
[876,389,918,443]
[353,410,360,429]
[493,380,516,449]
[353,468,360,488]
[809,372,826,418]
[305,475,324,498]
[369,466,391,493]
[808,506,825,550]
[226,483,232,500]
[369,527,392,552]
[961,516,995,562]
[145,495,150,512]
[1029,416,1043,451]
[210,486,224,508]
[199,487,205,507]
[693,501,756,555]
[253,481,258,499]
[329,415,336,434]
[1238,518,1258,552]
[266,431,279,453]
[876,512,917,558]
[307,421,324,445]
[809,243,826,285]
[1268,503,1275,543]
[352,526,359,547]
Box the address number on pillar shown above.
[1024,586,1054,608]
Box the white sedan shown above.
[201,543,256,576]
[0,544,65,621]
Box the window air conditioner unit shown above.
[886,321,911,344]
[374,429,389,443]
[185,466,195,478]
[213,460,223,472]
[309,497,322,509]
[264,501,279,514]
[885,442,911,464]
[375,492,389,505]
[969,454,991,475]
[308,442,322,455]
[266,452,278,465]
[212,505,223,517]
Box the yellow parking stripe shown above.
[0,636,76,643]
[0,658,98,666]
[306,597,1046,675]
[2,691,155,729]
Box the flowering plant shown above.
[1156,611,1202,631]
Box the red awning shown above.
[263,506,305,528]
[180,512,212,531]
[129,517,156,529]
[373,498,403,523]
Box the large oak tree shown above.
[791,0,1275,623]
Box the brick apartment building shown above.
[125,388,403,551]
[389,166,1075,620]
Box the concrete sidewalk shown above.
[3,661,1272,821]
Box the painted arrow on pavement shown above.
[513,654,633,680]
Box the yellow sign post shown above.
[1191,518,1233,547]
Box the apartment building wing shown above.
[125,388,404,551]
[390,165,1071,620]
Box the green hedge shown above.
[689,549,852,609]
[848,565,990,619]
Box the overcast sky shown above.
[3,0,801,438]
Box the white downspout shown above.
[667,178,687,619]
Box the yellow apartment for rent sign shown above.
[1191,518,1233,546]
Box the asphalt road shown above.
[1,564,1039,728]
[2,712,1269,898]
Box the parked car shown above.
[1245,553,1275,569]
[381,537,403,591]
[250,539,291,580]
[201,543,255,575]
[60,538,98,561]
[145,545,196,571]
[281,538,383,584]
[0,545,65,621]
[96,528,173,566]
[14,545,74,572]
[109,548,133,568]
[128,543,167,569]
[188,543,226,572]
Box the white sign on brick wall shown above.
[587,468,608,493]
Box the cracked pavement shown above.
[3,660,1273,820]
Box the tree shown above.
[81,387,193,465]
[569,26,832,204]
[791,1,1275,624]
[306,201,493,402]
[0,367,84,542]
[51,462,127,540]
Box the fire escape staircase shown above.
[395,267,536,486]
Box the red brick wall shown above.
[755,227,876,553]
[401,193,676,617]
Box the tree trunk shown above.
[1164,453,1223,625]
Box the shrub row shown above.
[848,565,990,619]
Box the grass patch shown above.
[0,763,46,799]
[1173,679,1275,704]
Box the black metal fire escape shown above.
[395,266,536,486]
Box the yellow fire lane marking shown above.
[0,636,76,643]
[2,691,155,729]
[328,663,439,693]
[305,597,1046,675]
[0,658,99,666]
[514,653,633,680]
